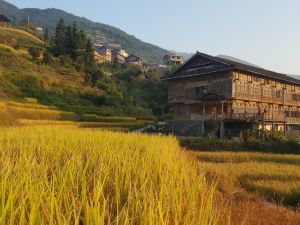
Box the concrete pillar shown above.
[220,121,225,138]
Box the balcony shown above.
[189,112,290,123]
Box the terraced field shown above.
[194,151,300,207]
[0,100,151,131]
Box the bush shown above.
[204,119,219,135]
[28,47,40,60]
[42,51,53,64]
[180,135,300,154]
[81,114,137,123]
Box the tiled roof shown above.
[164,52,300,85]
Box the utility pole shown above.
[27,13,30,31]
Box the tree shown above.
[84,38,95,75]
[64,25,73,56]
[42,51,53,64]
[53,19,66,56]
[91,69,104,87]
[44,27,49,41]
[204,119,219,136]
[79,30,87,49]
[28,47,40,60]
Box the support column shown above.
[201,121,205,136]
[201,102,205,136]
[284,123,287,136]
[220,121,225,138]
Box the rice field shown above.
[194,151,300,207]
[0,100,151,130]
[0,126,219,224]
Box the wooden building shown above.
[163,52,300,136]
[0,15,10,27]
[112,49,126,64]
[163,55,184,66]
[126,54,144,67]
[94,46,112,63]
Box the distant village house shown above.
[126,54,144,67]
[94,46,112,63]
[163,55,184,66]
[0,15,11,27]
[112,49,126,64]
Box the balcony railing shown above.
[189,113,290,123]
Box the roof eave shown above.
[235,67,300,86]
[161,68,232,81]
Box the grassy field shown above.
[0,126,219,225]
[0,27,44,49]
[194,151,300,207]
[0,100,152,131]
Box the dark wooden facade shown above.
[126,54,144,66]
[0,15,10,27]
[164,52,300,135]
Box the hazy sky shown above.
[7,0,300,74]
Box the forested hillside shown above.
[0,26,167,118]
[0,0,171,63]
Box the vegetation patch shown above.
[81,114,137,123]
[195,151,300,207]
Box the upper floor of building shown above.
[164,52,300,106]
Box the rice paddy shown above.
[194,151,300,207]
[0,126,219,224]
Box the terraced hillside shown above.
[0,27,163,119]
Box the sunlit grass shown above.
[0,127,219,224]
[195,151,300,206]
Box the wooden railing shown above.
[189,113,291,123]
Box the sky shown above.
[7,0,300,75]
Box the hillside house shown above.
[0,15,10,27]
[94,46,112,63]
[126,54,144,67]
[163,52,300,137]
[112,49,126,64]
[163,55,184,66]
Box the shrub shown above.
[204,119,219,135]
[42,51,53,64]
[81,114,136,123]
[28,47,40,60]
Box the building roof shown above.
[127,54,143,61]
[163,54,184,60]
[164,51,300,85]
[0,15,10,22]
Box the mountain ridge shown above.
[0,0,171,63]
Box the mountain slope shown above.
[0,0,171,63]
[0,0,25,24]
[217,54,263,68]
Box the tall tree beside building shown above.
[44,27,49,41]
[64,25,73,57]
[84,38,95,75]
[53,19,66,56]
[79,30,87,49]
